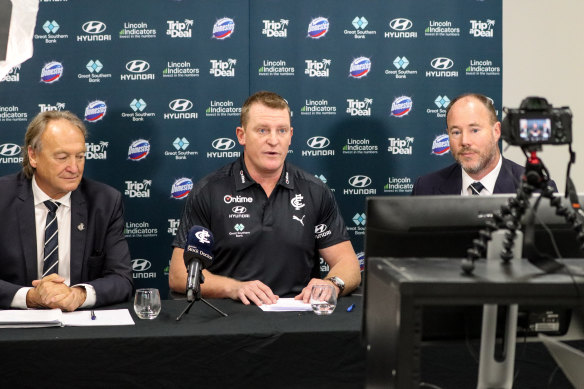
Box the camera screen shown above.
[519,118,551,142]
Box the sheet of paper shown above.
[0,308,62,328]
[258,298,312,312]
[62,309,135,326]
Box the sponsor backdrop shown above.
[0,0,501,296]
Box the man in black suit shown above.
[412,93,525,196]
[0,110,133,310]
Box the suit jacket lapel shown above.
[494,158,520,194]
[438,164,463,194]
[70,187,87,284]
[16,176,38,282]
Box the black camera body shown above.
[502,97,572,147]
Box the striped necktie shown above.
[469,182,485,196]
[43,200,60,277]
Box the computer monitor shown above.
[364,194,584,340]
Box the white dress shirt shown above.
[460,154,503,196]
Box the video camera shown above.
[502,97,572,148]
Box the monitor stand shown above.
[477,230,522,389]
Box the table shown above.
[364,257,584,389]
[0,297,366,388]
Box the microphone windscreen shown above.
[184,225,214,268]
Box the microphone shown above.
[183,226,214,302]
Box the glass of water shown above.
[310,284,337,315]
[134,288,161,320]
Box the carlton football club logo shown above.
[349,57,371,78]
[212,18,235,39]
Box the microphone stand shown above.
[176,272,228,321]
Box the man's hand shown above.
[229,280,279,306]
[27,274,87,311]
[294,278,338,304]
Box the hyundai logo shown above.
[389,18,413,31]
[0,143,21,156]
[232,206,247,214]
[315,224,328,234]
[431,57,454,70]
[126,60,150,73]
[349,175,372,188]
[212,138,236,150]
[307,136,330,149]
[131,258,152,272]
[82,21,107,34]
[169,99,193,112]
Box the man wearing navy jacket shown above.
[0,110,133,311]
[412,93,526,196]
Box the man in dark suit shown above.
[0,110,133,310]
[412,93,526,196]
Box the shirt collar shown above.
[31,175,72,208]
[234,154,294,191]
[461,154,502,195]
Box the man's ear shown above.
[493,121,502,141]
[236,126,245,146]
[28,146,38,168]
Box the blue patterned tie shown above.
[469,182,485,196]
[43,200,60,277]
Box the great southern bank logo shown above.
[40,61,63,84]
[349,57,371,78]
[212,18,235,39]
[432,134,450,155]
[262,19,288,38]
[344,16,376,40]
[171,178,193,199]
[307,17,329,39]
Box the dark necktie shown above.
[469,182,485,196]
[43,200,60,277]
